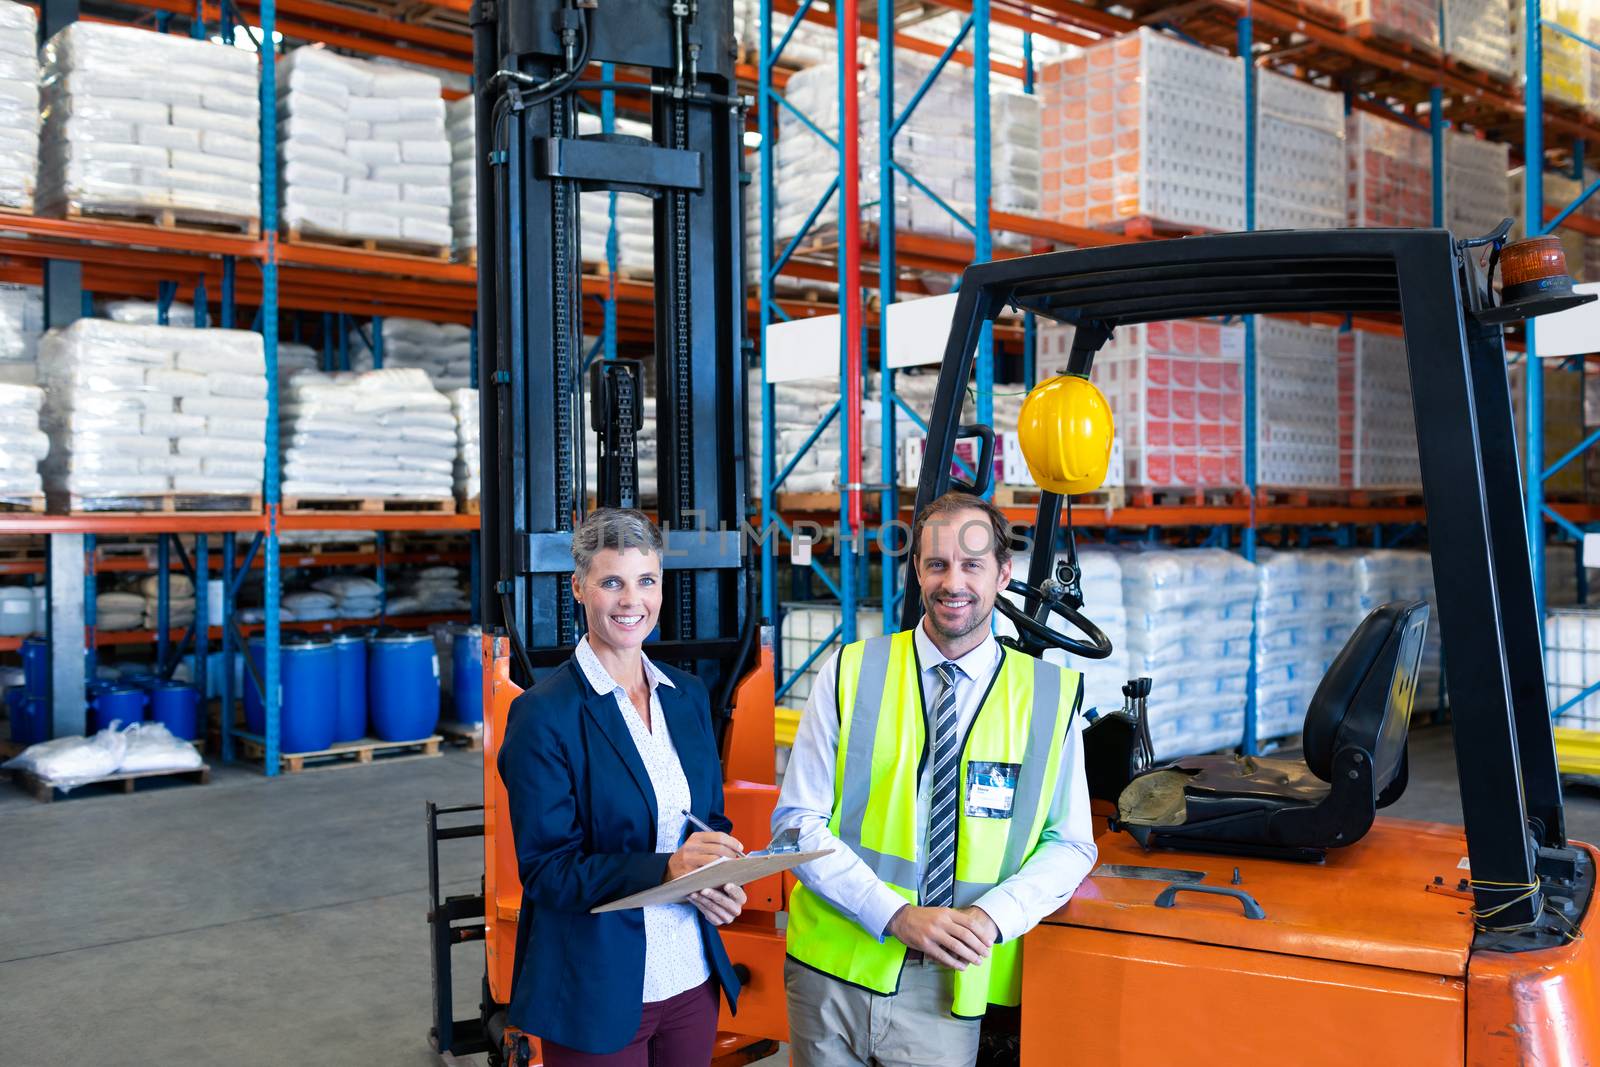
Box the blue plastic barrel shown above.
[20,635,47,699]
[7,686,47,745]
[150,682,201,741]
[368,629,439,741]
[92,685,147,732]
[331,632,369,743]
[451,626,484,726]
[245,635,338,753]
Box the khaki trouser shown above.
[784,957,982,1067]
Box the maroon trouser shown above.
[540,980,719,1067]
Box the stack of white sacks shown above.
[0,2,37,211]
[1252,550,1357,743]
[451,388,480,505]
[38,320,267,501]
[350,317,472,390]
[277,46,451,249]
[102,298,195,326]
[280,368,455,499]
[390,565,469,616]
[312,574,382,618]
[732,0,834,67]
[0,284,44,385]
[774,47,1040,247]
[995,546,1131,718]
[579,114,656,272]
[94,589,143,631]
[1120,548,1256,760]
[583,395,658,500]
[136,573,195,631]
[0,382,46,500]
[38,23,259,228]
[278,341,321,378]
[447,96,475,260]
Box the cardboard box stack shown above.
[1346,111,1431,228]
[1256,71,1345,230]
[1255,320,1341,489]
[1337,329,1421,490]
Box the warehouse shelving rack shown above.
[753,0,1600,748]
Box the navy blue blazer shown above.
[497,656,741,1054]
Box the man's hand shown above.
[958,905,999,947]
[665,831,743,881]
[887,905,992,970]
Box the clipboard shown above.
[591,829,832,914]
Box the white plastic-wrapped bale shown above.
[0,283,44,385]
[390,564,468,617]
[1120,548,1255,760]
[280,368,455,501]
[451,387,479,505]
[1253,550,1357,744]
[277,341,320,377]
[349,317,472,390]
[0,2,38,211]
[578,114,654,273]
[0,383,47,502]
[38,23,260,230]
[37,319,267,506]
[446,95,474,260]
[277,47,451,251]
[101,297,197,326]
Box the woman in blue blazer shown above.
[498,508,745,1065]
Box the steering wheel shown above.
[994,577,1114,660]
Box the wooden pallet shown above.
[239,733,442,773]
[1108,216,1216,241]
[456,247,477,268]
[1123,486,1244,508]
[0,495,45,514]
[1348,21,1443,61]
[285,224,451,262]
[992,485,1128,511]
[1252,487,1352,507]
[64,203,259,238]
[459,496,481,516]
[438,719,484,752]
[1346,489,1425,507]
[51,493,262,516]
[6,763,210,803]
[283,495,456,515]
[1441,55,1516,92]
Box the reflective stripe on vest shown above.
[786,630,1079,1016]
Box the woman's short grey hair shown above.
[571,508,665,579]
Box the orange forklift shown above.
[426,0,1594,1053]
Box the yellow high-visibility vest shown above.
[786,629,1080,1018]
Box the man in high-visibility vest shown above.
[774,490,1097,1067]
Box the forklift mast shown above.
[471,0,754,699]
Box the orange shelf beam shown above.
[0,513,266,535]
[275,511,481,533]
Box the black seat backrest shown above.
[1301,601,1431,787]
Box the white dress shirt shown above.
[574,636,711,1002]
[773,619,1098,944]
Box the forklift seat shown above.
[1118,601,1432,861]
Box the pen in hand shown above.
[682,808,745,857]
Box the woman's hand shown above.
[687,882,746,926]
[666,831,744,881]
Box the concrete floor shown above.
[1,726,1597,1066]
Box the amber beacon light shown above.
[1479,234,1597,324]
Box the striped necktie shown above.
[925,660,962,909]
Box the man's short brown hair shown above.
[910,490,1014,568]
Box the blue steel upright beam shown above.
[973,0,994,445]
[835,0,859,647]
[1239,15,1259,755]
[259,0,282,774]
[1526,0,1546,631]
[602,62,619,364]
[1430,85,1445,227]
[758,0,779,627]
[878,0,898,632]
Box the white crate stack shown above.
[1121,548,1256,760]
[450,387,479,506]
[1445,132,1510,241]
[773,48,1038,247]
[1089,320,1245,489]
[1256,71,1345,230]
[1545,609,1600,729]
[0,284,44,385]
[1255,319,1340,489]
[1338,329,1420,490]
[446,95,474,260]
[0,2,37,211]
[277,47,451,251]
[1041,29,1245,233]
[0,382,46,501]
[280,368,455,500]
[1444,0,1514,81]
[1340,0,1440,51]
[38,23,260,230]
[779,602,885,706]
[1254,550,1358,743]
[37,320,267,502]
[350,317,472,390]
[1346,111,1431,228]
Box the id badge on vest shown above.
[965,760,1020,818]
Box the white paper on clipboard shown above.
[590,848,834,913]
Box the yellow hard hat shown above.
[1016,374,1115,495]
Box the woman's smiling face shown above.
[572,546,663,652]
